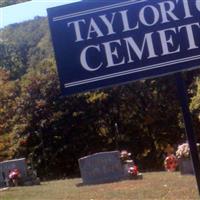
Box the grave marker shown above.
[78,151,124,184]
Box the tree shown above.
[0,69,20,161]
[190,76,200,139]
[0,0,30,7]
[1,16,197,178]
[0,43,26,79]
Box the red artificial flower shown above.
[164,154,178,172]
[8,169,21,179]
[128,165,139,176]
[20,139,27,146]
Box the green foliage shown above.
[0,43,26,79]
[0,0,30,7]
[1,17,53,79]
[191,78,200,111]
[0,68,20,160]
[190,76,200,137]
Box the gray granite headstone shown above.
[0,164,3,187]
[78,151,124,184]
[0,158,27,187]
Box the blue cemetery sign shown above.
[47,0,200,95]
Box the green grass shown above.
[0,172,199,200]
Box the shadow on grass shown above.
[76,183,84,187]
[76,179,126,187]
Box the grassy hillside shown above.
[0,172,199,200]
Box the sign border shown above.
[64,55,200,89]
[52,0,146,22]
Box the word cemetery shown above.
[68,0,200,71]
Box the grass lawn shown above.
[0,172,199,200]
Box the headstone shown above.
[0,164,4,187]
[179,158,194,175]
[78,151,124,184]
[0,158,27,187]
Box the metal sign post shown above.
[175,73,200,195]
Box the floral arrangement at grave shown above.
[176,142,200,159]
[175,142,200,175]
[8,168,21,187]
[120,150,132,163]
[164,154,178,172]
[120,150,142,179]
[128,165,139,177]
[163,144,178,172]
[176,143,190,159]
